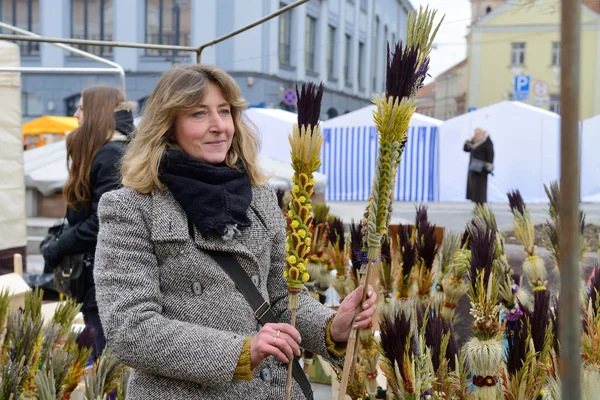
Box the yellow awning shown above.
[22,116,78,135]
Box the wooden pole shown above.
[559,0,581,398]
[13,254,23,276]
[337,260,374,399]
[285,308,298,399]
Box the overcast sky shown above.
[410,0,471,82]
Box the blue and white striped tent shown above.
[321,106,443,202]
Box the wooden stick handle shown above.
[13,254,23,276]
[285,307,298,400]
[351,264,374,363]
[337,260,374,399]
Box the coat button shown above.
[250,275,260,287]
[192,282,203,295]
[260,367,272,382]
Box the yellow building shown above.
[467,0,600,119]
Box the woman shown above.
[93,64,377,399]
[42,85,135,360]
[464,127,494,204]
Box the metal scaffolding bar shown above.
[0,21,125,91]
[559,0,582,398]
[0,33,198,53]
[0,67,125,74]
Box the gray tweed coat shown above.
[94,184,341,399]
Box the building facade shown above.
[415,81,435,117]
[1,0,413,121]
[433,58,467,120]
[467,0,600,119]
[415,58,468,121]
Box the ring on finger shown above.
[273,336,277,345]
[276,330,281,338]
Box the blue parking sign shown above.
[514,75,531,100]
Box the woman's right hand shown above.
[250,323,302,368]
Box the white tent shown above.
[244,108,297,164]
[581,115,600,202]
[0,41,27,272]
[23,140,68,196]
[439,101,560,203]
[24,140,327,196]
[321,105,443,201]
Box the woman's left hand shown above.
[329,285,377,343]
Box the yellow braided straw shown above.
[284,125,323,299]
[362,96,415,261]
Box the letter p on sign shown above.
[514,75,531,101]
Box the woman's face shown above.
[74,97,84,124]
[173,83,235,164]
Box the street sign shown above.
[514,75,531,101]
[533,80,550,97]
[282,89,297,106]
[533,80,550,106]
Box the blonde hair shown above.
[64,85,124,210]
[122,64,267,193]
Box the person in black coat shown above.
[463,128,494,204]
[42,85,135,360]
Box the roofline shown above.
[415,82,436,99]
[472,0,515,27]
[472,0,600,28]
[436,58,468,78]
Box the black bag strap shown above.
[59,208,70,235]
[207,250,314,400]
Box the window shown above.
[0,0,40,55]
[327,107,338,119]
[358,42,365,89]
[344,34,352,86]
[305,16,317,71]
[22,92,44,117]
[279,3,292,65]
[552,41,560,66]
[511,42,526,66]
[145,0,191,56]
[360,0,368,11]
[383,26,388,91]
[65,94,82,117]
[372,17,379,91]
[550,95,560,114]
[327,25,336,78]
[71,0,114,56]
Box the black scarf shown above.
[114,109,135,137]
[160,149,253,238]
